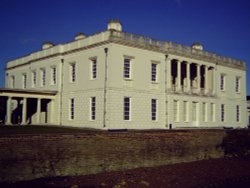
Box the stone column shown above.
[167,58,172,91]
[186,62,190,92]
[6,97,12,125]
[205,66,209,94]
[177,60,181,91]
[196,64,200,93]
[36,98,41,124]
[21,98,27,125]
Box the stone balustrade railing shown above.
[110,31,245,70]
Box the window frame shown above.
[236,105,240,122]
[41,68,46,87]
[90,58,97,80]
[151,62,158,82]
[31,70,36,87]
[235,76,240,93]
[151,99,157,121]
[69,63,76,83]
[90,97,96,121]
[123,58,131,79]
[69,98,75,120]
[221,104,225,122]
[220,74,225,91]
[51,66,57,85]
[22,73,27,89]
[124,97,131,121]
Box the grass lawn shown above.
[0,125,101,135]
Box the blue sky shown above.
[0,0,249,95]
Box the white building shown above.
[0,20,247,129]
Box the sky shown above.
[0,0,249,95]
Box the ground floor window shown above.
[221,104,225,122]
[236,105,240,122]
[173,100,179,122]
[151,99,157,121]
[69,98,74,120]
[124,97,131,120]
[90,97,96,120]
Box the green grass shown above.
[0,125,101,135]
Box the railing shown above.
[110,31,245,69]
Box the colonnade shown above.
[5,96,53,125]
[166,58,215,95]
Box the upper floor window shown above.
[22,73,27,89]
[91,59,97,79]
[31,70,36,87]
[11,76,15,88]
[70,63,76,83]
[124,58,131,79]
[151,63,158,82]
[124,97,131,120]
[235,77,240,93]
[220,74,225,91]
[151,99,157,121]
[51,66,57,85]
[41,68,46,86]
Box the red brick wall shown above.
[0,130,249,182]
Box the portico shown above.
[0,89,57,125]
[167,58,215,95]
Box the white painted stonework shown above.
[1,20,247,129]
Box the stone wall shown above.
[0,129,249,182]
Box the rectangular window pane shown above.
[11,76,15,88]
[70,63,76,82]
[124,97,130,120]
[91,59,97,79]
[235,77,240,93]
[70,98,74,120]
[221,104,225,122]
[32,71,36,87]
[41,68,46,86]
[22,73,27,89]
[184,101,188,122]
[236,105,240,122]
[174,100,179,122]
[211,103,215,122]
[124,59,131,79]
[151,63,157,82]
[151,99,157,121]
[220,74,225,91]
[90,97,96,120]
[51,67,56,85]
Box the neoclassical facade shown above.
[0,20,247,129]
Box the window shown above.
[41,68,46,86]
[32,71,36,87]
[183,101,189,122]
[51,66,57,85]
[124,59,131,79]
[220,74,225,91]
[202,102,207,122]
[151,99,157,121]
[70,63,76,82]
[192,102,198,122]
[221,104,225,122]
[235,77,240,93]
[236,105,240,122]
[69,98,74,120]
[211,103,215,122]
[151,63,157,82]
[91,59,97,79]
[124,97,131,120]
[11,76,15,88]
[22,73,27,89]
[90,97,96,120]
[173,100,179,122]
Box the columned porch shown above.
[0,88,57,125]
